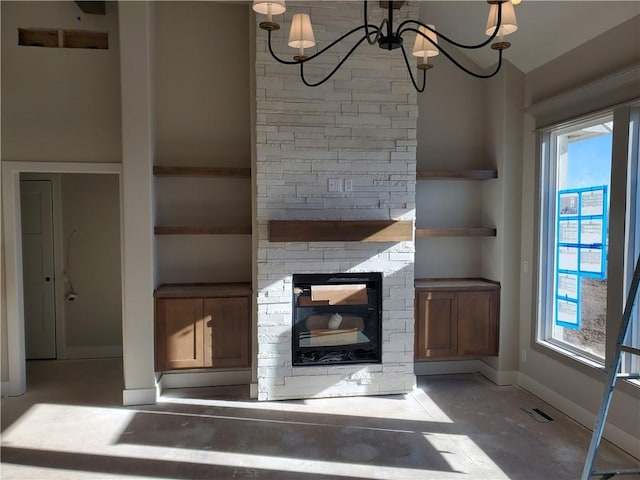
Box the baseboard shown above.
[1,381,12,397]
[414,359,482,376]
[518,372,640,459]
[477,361,518,386]
[122,387,157,406]
[63,345,123,359]
[1,379,26,397]
[414,359,517,386]
[159,369,252,390]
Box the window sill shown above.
[537,339,605,370]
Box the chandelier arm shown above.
[363,1,382,45]
[267,24,380,66]
[299,33,372,87]
[267,29,302,65]
[401,27,504,79]
[399,43,426,93]
[395,4,502,50]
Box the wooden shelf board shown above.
[155,226,251,235]
[269,220,413,242]
[415,227,497,237]
[154,282,252,299]
[416,169,497,180]
[153,166,251,178]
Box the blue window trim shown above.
[554,186,608,329]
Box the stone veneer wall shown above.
[255,1,418,401]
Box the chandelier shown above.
[252,0,518,92]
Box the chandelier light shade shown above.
[411,24,439,70]
[486,1,518,48]
[252,0,518,92]
[288,13,316,60]
[252,0,286,16]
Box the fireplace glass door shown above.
[292,273,382,366]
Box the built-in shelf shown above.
[415,227,497,238]
[155,226,251,235]
[269,220,413,242]
[153,166,251,178]
[416,169,497,180]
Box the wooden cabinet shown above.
[154,283,251,372]
[415,280,499,360]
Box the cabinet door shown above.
[156,298,204,371]
[203,296,250,368]
[415,291,458,359]
[457,290,498,356]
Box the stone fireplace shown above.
[255,1,418,401]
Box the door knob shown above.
[45,277,51,282]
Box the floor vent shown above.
[521,407,554,423]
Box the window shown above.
[538,104,640,370]
[622,107,640,375]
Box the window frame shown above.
[536,103,640,376]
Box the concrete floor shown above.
[1,359,638,479]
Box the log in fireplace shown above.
[292,273,382,366]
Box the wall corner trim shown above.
[0,381,27,397]
[477,362,518,386]
[122,387,156,406]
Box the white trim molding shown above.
[527,64,640,129]
[518,372,640,459]
[122,387,157,406]
[1,161,122,398]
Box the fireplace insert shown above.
[292,273,382,366]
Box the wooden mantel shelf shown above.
[269,220,413,242]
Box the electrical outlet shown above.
[344,178,353,192]
[328,178,342,192]
[521,349,527,363]
[523,260,529,274]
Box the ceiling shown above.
[417,1,640,73]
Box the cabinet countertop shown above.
[154,282,252,298]
[415,278,500,290]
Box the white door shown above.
[21,180,56,359]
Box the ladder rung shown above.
[616,373,640,380]
[618,345,640,356]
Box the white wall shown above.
[415,41,492,280]
[154,2,250,167]
[519,17,640,456]
[1,0,122,384]
[119,2,157,406]
[0,1,122,163]
[1,209,7,382]
[61,174,122,357]
[482,61,525,376]
[153,2,252,286]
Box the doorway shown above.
[2,162,123,397]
